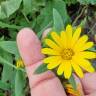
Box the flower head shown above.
[65,84,81,96]
[16,58,24,68]
[41,25,96,79]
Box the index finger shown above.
[17,28,66,96]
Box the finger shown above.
[80,72,96,95]
[74,74,84,96]
[42,28,51,39]
[17,28,67,96]
[85,91,96,96]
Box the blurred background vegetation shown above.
[0,0,96,96]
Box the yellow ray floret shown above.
[16,58,24,68]
[41,24,96,79]
[65,84,81,96]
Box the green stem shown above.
[21,11,30,25]
[72,6,87,26]
[0,56,25,72]
[88,23,96,34]
[0,21,23,30]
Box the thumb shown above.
[17,28,66,96]
[80,73,96,95]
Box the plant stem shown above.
[72,6,87,26]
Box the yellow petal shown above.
[73,35,88,52]
[66,25,73,47]
[57,62,65,75]
[41,48,60,55]
[60,31,67,48]
[16,62,19,68]
[51,32,62,48]
[43,56,61,63]
[47,59,61,69]
[63,61,72,79]
[74,51,96,59]
[71,61,84,78]
[71,27,81,47]
[73,58,95,73]
[76,42,94,51]
[66,25,72,39]
[45,39,60,50]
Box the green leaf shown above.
[0,93,4,96]
[53,8,64,32]
[22,0,46,16]
[79,17,87,28]
[36,0,70,38]
[0,0,22,19]
[22,0,32,15]
[0,36,4,41]
[53,0,71,26]
[0,55,16,69]
[0,55,25,72]
[0,21,23,29]
[77,0,96,5]
[0,41,20,59]
[68,75,77,90]
[64,0,77,5]
[0,80,10,90]
[88,47,96,52]
[36,1,53,38]
[15,70,26,96]
[34,64,48,74]
[1,52,13,82]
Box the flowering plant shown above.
[42,25,95,79]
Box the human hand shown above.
[17,28,96,96]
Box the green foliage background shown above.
[0,0,96,96]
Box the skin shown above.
[17,28,96,96]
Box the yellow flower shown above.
[41,25,96,79]
[16,58,24,68]
[65,84,81,96]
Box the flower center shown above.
[61,48,74,60]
